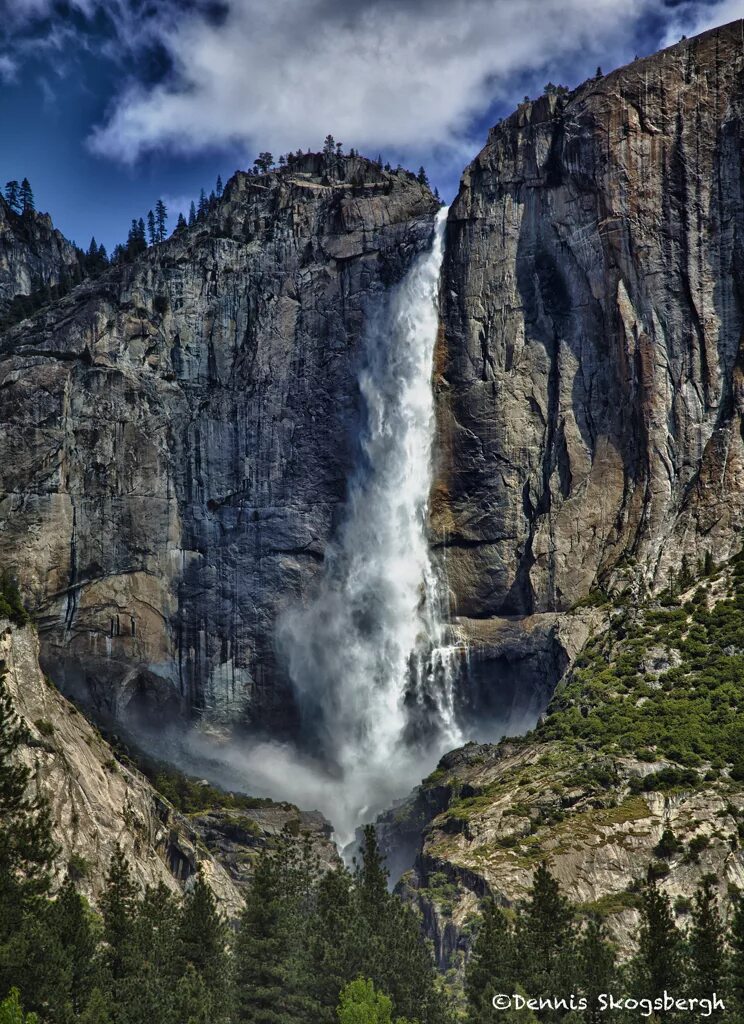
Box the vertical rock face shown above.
[436,20,744,623]
[0,198,80,309]
[0,156,438,725]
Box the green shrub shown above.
[654,828,683,859]
[0,569,29,627]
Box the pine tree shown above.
[155,199,167,242]
[416,166,429,187]
[323,134,336,157]
[689,877,726,1001]
[575,916,618,1024]
[188,201,196,227]
[115,882,180,1024]
[197,190,208,218]
[253,153,274,174]
[307,869,354,1022]
[4,181,20,213]
[0,902,69,1022]
[48,878,98,1016]
[233,849,295,1023]
[215,174,223,197]
[515,862,577,1008]
[178,875,229,1020]
[631,882,683,1000]
[175,966,212,1024]
[351,828,451,1024]
[146,210,156,246]
[465,900,517,1023]
[176,212,187,232]
[79,990,112,1024]
[100,845,138,984]
[730,894,744,1017]
[19,178,34,214]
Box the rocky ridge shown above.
[0,197,80,311]
[384,557,744,968]
[2,617,243,913]
[3,616,337,910]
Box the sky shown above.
[1,0,743,252]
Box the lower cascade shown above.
[219,207,463,842]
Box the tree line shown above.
[2,140,438,326]
[465,863,744,1022]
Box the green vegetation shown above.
[535,551,744,772]
[465,862,744,1023]
[149,763,280,815]
[0,570,29,627]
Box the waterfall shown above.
[168,209,463,845]
[277,206,463,840]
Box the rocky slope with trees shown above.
[0,184,82,320]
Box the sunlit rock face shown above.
[0,156,438,726]
[436,20,744,624]
[0,197,80,309]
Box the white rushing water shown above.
[177,209,464,845]
[279,205,463,839]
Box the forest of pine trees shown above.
[464,863,744,1022]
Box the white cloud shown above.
[660,0,744,43]
[83,0,667,165]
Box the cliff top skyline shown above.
[0,0,740,253]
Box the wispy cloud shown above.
[0,54,17,82]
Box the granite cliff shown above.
[436,19,744,712]
[0,155,438,727]
[3,17,744,967]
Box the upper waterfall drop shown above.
[278,205,463,840]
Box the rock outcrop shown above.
[0,156,438,725]
[2,618,244,915]
[393,738,744,969]
[0,197,80,310]
[436,20,744,629]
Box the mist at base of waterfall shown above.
[134,698,541,849]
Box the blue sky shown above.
[1,0,742,253]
